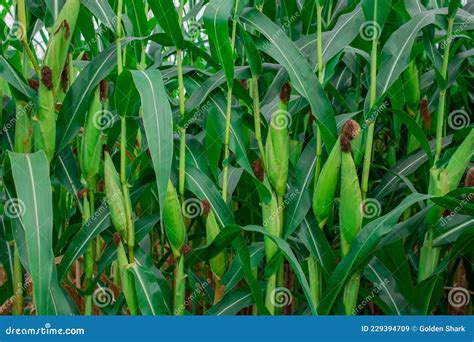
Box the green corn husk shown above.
[418,167,449,282]
[34,0,80,161]
[116,241,138,315]
[104,153,127,235]
[403,60,420,113]
[340,145,362,256]
[34,86,55,160]
[163,180,186,258]
[206,210,227,279]
[265,85,290,197]
[14,101,33,153]
[445,129,474,191]
[313,141,342,226]
[343,271,361,315]
[339,134,363,315]
[43,0,80,92]
[81,87,103,185]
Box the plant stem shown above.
[252,76,265,163]
[222,0,239,202]
[178,0,186,203]
[434,18,454,163]
[174,256,186,315]
[12,247,23,315]
[361,0,378,199]
[309,2,325,311]
[314,3,324,182]
[116,0,134,263]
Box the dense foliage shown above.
[0,0,473,316]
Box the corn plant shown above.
[0,0,473,316]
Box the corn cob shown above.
[163,180,186,258]
[116,240,138,315]
[265,83,290,197]
[339,120,362,315]
[403,61,420,114]
[312,141,342,226]
[206,210,227,279]
[104,152,127,236]
[445,129,474,191]
[80,87,103,186]
[339,137,362,256]
[418,167,449,282]
[34,0,80,162]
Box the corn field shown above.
[0,0,473,317]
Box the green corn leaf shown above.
[82,0,117,33]
[148,0,184,49]
[56,42,125,153]
[130,262,170,315]
[131,70,173,221]
[241,8,337,149]
[318,193,432,314]
[203,0,235,88]
[9,151,54,315]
